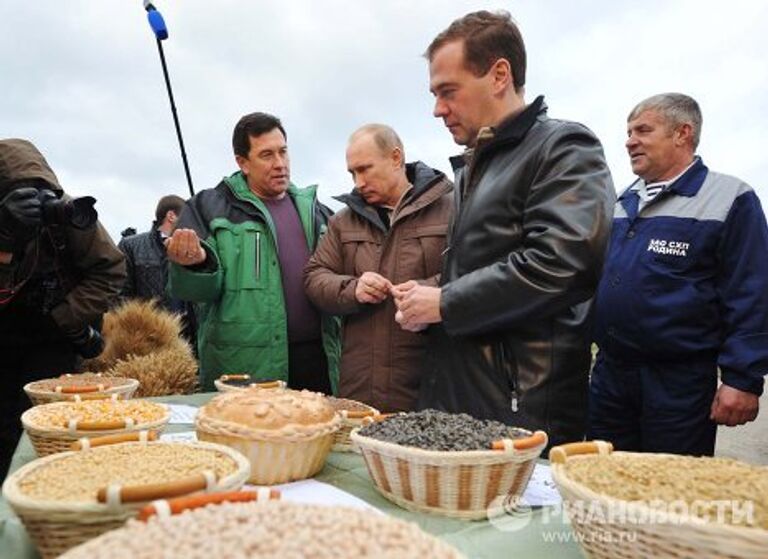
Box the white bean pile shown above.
[19,444,237,502]
[60,501,464,558]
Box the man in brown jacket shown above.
[0,139,126,479]
[305,124,453,412]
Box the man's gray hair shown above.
[628,93,702,149]
[349,124,405,166]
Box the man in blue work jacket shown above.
[590,93,768,456]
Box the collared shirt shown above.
[630,158,697,211]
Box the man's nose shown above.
[354,174,365,189]
[433,98,448,118]
[275,153,288,168]
[625,134,638,150]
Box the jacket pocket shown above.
[399,224,449,279]
[212,222,267,291]
[339,230,382,277]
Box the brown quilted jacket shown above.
[304,161,452,412]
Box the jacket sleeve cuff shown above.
[168,243,222,302]
[720,369,765,396]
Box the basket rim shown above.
[21,401,170,436]
[551,450,768,541]
[350,426,545,461]
[213,378,287,392]
[2,440,251,514]
[23,377,139,397]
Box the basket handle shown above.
[250,380,285,389]
[136,489,281,521]
[341,409,379,419]
[71,430,157,451]
[491,430,548,451]
[361,413,397,425]
[69,418,135,431]
[219,374,250,381]
[72,393,121,402]
[97,471,217,505]
[56,384,105,394]
[548,440,613,464]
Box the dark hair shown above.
[155,194,185,223]
[425,10,526,92]
[232,112,287,158]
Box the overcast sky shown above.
[1,1,766,239]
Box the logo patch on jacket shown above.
[647,238,689,257]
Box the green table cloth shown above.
[0,393,583,558]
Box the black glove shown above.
[0,187,45,228]
[69,326,105,359]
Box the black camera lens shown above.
[38,189,98,230]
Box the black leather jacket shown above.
[418,96,615,448]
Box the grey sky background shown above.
[1,1,766,240]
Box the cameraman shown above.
[0,139,126,479]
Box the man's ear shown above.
[491,58,514,93]
[675,123,694,147]
[391,147,404,168]
[167,210,177,224]
[235,154,249,174]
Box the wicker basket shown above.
[24,374,139,406]
[197,426,337,485]
[21,399,170,456]
[326,398,380,453]
[213,375,287,393]
[350,427,547,519]
[1,438,251,559]
[196,389,341,485]
[549,441,768,559]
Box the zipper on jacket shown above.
[255,231,261,279]
[495,340,519,412]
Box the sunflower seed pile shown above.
[358,409,526,451]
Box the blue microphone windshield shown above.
[147,9,169,40]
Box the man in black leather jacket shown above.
[394,11,615,448]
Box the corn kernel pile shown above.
[19,443,238,502]
[27,400,167,429]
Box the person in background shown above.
[166,112,339,393]
[393,11,615,448]
[0,138,125,479]
[118,194,197,347]
[305,124,453,412]
[590,93,768,455]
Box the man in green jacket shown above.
[166,112,339,392]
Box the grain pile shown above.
[60,501,464,558]
[564,453,768,529]
[27,373,132,392]
[18,444,238,502]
